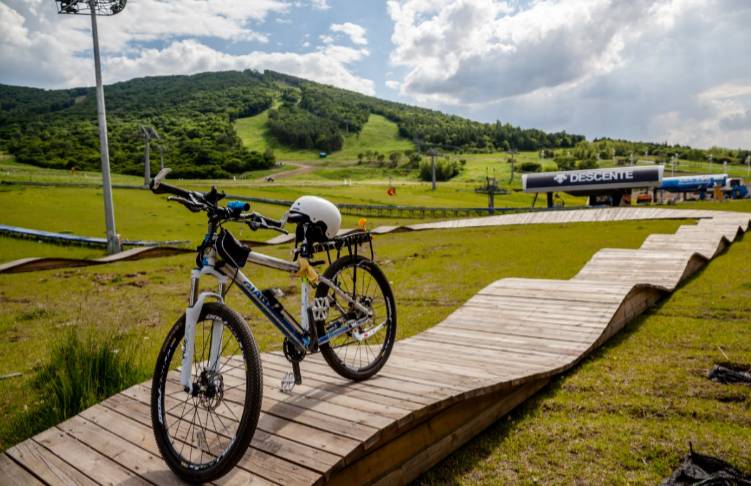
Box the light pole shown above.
[55,0,127,254]
[427,148,438,191]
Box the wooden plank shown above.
[101,392,318,485]
[262,353,442,406]
[154,378,345,473]
[33,427,149,485]
[260,364,424,413]
[327,378,549,485]
[79,404,275,485]
[0,453,44,486]
[58,414,184,485]
[5,439,96,486]
[375,380,549,485]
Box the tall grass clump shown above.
[36,330,148,419]
[9,329,149,443]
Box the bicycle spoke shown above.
[158,314,251,470]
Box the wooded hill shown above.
[2,69,746,179]
[0,70,587,178]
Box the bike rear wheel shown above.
[316,255,397,381]
[151,302,262,483]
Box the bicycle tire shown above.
[151,302,262,483]
[315,255,397,381]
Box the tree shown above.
[388,151,402,168]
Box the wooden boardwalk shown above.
[1,209,749,485]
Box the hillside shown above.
[0,70,583,178]
[235,111,413,162]
[3,69,747,180]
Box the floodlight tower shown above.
[55,0,127,254]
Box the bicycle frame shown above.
[180,247,371,391]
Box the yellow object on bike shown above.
[296,258,319,283]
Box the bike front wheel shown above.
[151,302,262,483]
[316,255,397,381]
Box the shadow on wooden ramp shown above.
[0,211,749,485]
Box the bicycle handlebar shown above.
[150,180,192,199]
[149,171,287,234]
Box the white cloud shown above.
[307,0,331,10]
[101,40,375,95]
[387,0,751,148]
[385,80,400,90]
[314,0,331,10]
[331,22,368,46]
[0,0,374,96]
[319,34,335,44]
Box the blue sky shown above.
[1,0,750,149]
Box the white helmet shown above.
[287,196,341,239]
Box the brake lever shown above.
[168,195,202,213]
[246,220,288,234]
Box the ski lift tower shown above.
[55,0,127,254]
[475,169,507,214]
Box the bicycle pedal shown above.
[280,372,296,393]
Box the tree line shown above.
[0,70,276,179]
[2,69,747,180]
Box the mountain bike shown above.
[147,169,397,482]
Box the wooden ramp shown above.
[0,206,725,274]
[1,210,749,485]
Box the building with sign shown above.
[522,165,664,207]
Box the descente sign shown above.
[523,165,663,193]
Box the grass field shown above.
[1,154,750,479]
[418,230,751,484]
[234,112,415,163]
[0,217,693,449]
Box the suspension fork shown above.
[181,261,228,393]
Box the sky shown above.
[1,0,750,149]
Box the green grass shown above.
[0,153,143,185]
[417,232,751,484]
[7,329,150,445]
[0,185,462,245]
[234,112,415,162]
[330,114,414,162]
[0,218,693,449]
[0,238,103,264]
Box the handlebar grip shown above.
[150,180,191,199]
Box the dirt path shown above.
[256,162,314,181]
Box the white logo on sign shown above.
[554,174,567,184]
